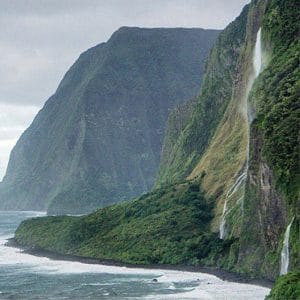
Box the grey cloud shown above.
[0,104,39,179]
[0,0,250,106]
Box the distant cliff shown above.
[0,27,219,214]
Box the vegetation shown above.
[16,183,232,266]
[254,0,300,204]
[234,0,300,280]
[263,0,300,52]
[156,0,300,281]
[266,272,300,300]
[251,39,300,201]
[156,4,250,186]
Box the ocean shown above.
[0,211,270,299]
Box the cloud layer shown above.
[0,0,249,179]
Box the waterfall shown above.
[253,28,262,78]
[245,28,263,177]
[220,171,246,239]
[248,27,262,126]
[280,217,295,275]
[226,172,247,199]
[219,28,263,240]
[219,199,227,239]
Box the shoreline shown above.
[6,238,273,289]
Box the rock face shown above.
[238,0,300,277]
[0,27,220,214]
[157,0,300,279]
[155,6,250,186]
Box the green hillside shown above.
[16,182,233,266]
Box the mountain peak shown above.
[0,27,220,214]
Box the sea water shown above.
[0,211,270,299]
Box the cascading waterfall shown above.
[253,28,262,78]
[219,198,227,239]
[219,171,246,239]
[280,217,295,275]
[219,28,262,240]
[220,171,246,239]
[247,27,262,163]
[226,172,247,199]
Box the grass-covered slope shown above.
[157,0,267,235]
[266,272,300,300]
[157,98,196,183]
[0,27,220,214]
[15,183,232,266]
[156,5,250,186]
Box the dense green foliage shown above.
[16,183,232,265]
[0,28,220,214]
[266,272,300,300]
[252,0,300,203]
[263,0,300,51]
[238,0,300,280]
[251,40,300,202]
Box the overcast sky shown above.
[0,0,250,180]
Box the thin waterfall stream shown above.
[280,217,295,275]
[219,28,262,239]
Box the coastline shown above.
[6,238,273,289]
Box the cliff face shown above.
[158,0,299,279]
[155,5,250,186]
[0,27,220,214]
[238,0,300,278]
[157,98,196,183]
[12,0,300,284]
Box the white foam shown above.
[145,280,270,300]
[226,172,246,199]
[0,211,270,299]
[1,235,270,299]
[219,199,227,239]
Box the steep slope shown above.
[155,6,250,186]
[0,27,219,214]
[237,0,300,278]
[13,0,299,287]
[158,97,197,181]
[187,0,268,236]
[160,0,300,279]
